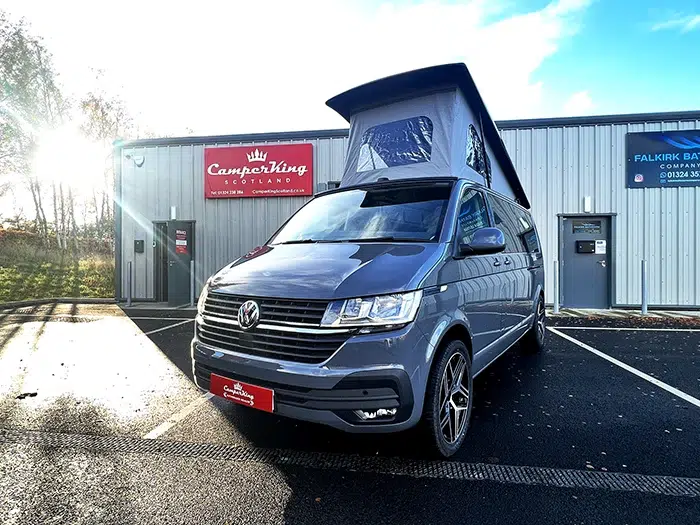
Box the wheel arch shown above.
[432,321,473,363]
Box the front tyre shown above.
[424,340,473,458]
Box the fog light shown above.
[354,408,397,420]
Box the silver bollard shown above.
[126,261,133,307]
[641,259,648,315]
[190,259,195,307]
[553,260,560,314]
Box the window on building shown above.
[456,189,490,244]
[357,116,433,172]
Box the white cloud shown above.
[2,0,592,136]
[651,13,700,33]
[563,90,594,116]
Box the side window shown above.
[456,189,489,244]
[488,195,522,253]
[466,124,485,175]
[358,116,433,172]
[466,123,492,185]
[514,209,542,260]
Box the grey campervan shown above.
[191,64,545,456]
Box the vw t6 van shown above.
[191,64,545,456]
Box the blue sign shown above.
[626,131,700,188]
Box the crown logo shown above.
[246,149,268,163]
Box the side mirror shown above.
[458,227,506,256]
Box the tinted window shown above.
[271,184,451,244]
[514,208,542,260]
[488,195,523,253]
[456,189,489,244]
[357,116,433,172]
[466,124,491,184]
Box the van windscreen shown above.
[270,184,451,244]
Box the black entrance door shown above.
[167,221,193,307]
[561,216,610,308]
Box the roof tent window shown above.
[357,116,434,173]
[466,124,491,184]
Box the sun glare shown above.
[32,125,111,194]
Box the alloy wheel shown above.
[438,353,470,444]
[537,300,546,340]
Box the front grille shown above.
[203,292,328,326]
[196,316,350,364]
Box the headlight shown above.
[321,290,422,327]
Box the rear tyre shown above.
[522,296,546,353]
[423,340,473,458]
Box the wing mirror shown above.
[458,227,506,257]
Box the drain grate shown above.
[1,427,699,498]
[0,314,98,323]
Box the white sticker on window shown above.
[595,240,606,254]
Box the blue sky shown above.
[526,0,700,117]
[2,0,700,135]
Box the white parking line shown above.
[555,326,700,333]
[548,327,700,410]
[142,393,214,439]
[143,319,194,336]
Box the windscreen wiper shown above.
[343,236,425,243]
[278,239,321,244]
[278,239,340,244]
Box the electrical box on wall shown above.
[576,240,595,254]
[134,240,145,253]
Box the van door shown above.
[453,188,505,353]
[487,195,532,333]
[512,206,543,322]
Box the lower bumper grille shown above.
[196,316,349,364]
[194,361,402,413]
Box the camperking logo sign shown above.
[204,143,313,198]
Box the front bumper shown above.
[191,318,430,433]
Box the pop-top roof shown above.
[326,63,530,208]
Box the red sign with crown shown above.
[204,143,313,198]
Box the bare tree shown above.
[79,84,133,244]
[0,10,65,244]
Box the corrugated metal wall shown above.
[119,135,348,300]
[118,116,700,307]
[500,118,700,306]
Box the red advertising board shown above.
[204,143,313,198]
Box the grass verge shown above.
[0,255,114,302]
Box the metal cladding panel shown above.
[118,115,700,307]
[118,136,348,300]
[500,118,700,307]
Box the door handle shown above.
[169,260,175,267]
[597,260,606,268]
[504,257,511,265]
[493,259,501,267]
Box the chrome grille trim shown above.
[199,314,350,335]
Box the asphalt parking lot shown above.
[1,304,699,524]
